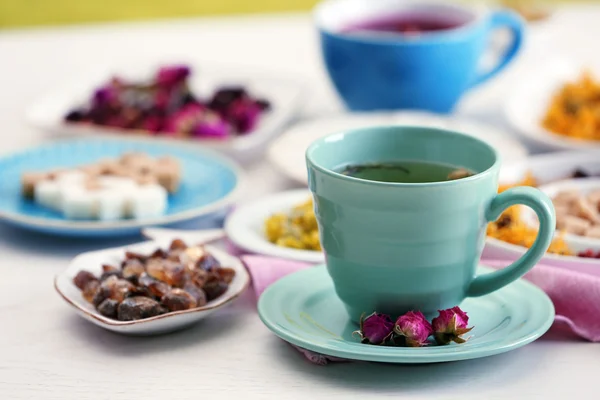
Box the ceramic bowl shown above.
[55,239,250,335]
[225,189,324,263]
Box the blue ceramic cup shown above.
[315,0,525,113]
[306,126,555,321]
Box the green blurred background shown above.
[0,0,320,28]
[0,0,563,29]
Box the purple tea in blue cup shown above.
[314,0,525,113]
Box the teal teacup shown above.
[305,126,555,322]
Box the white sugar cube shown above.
[56,170,86,186]
[129,184,168,219]
[34,180,62,211]
[62,188,99,220]
[96,190,128,221]
[98,176,138,190]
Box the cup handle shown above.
[467,187,555,297]
[471,10,525,87]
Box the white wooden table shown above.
[1,6,600,399]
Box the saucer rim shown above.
[258,264,555,363]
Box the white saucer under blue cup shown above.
[258,265,554,363]
[0,138,242,237]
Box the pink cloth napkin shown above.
[242,255,600,364]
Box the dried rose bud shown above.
[227,98,261,133]
[165,103,205,134]
[73,270,98,290]
[92,86,118,107]
[393,311,433,347]
[192,113,229,139]
[432,306,473,345]
[354,312,394,345]
[141,115,163,132]
[155,65,191,87]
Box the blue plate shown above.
[0,138,242,237]
[258,265,555,363]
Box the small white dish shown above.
[486,151,600,268]
[26,62,306,163]
[268,112,528,184]
[225,189,324,263]
[505,59,600,152]
[55,239,250,335]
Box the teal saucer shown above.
[258,265,554,363]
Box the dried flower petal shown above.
[156,65,191,87]
[432,306,474,345]
[227,98,261,133]
[393,311,433,347]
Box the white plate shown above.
[55,240,250,335]
[225,189,324,263]
[26,62,306,163]
[505,59,600,152]
[486,151,600,269]
[267,112,528,184]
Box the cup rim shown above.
[305,125,500,188]
[313,0,488,45]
